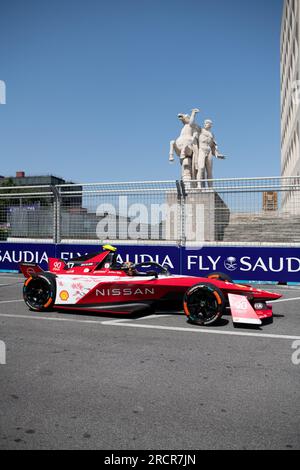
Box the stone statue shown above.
[169,108,201,181]
[195,119,225,188]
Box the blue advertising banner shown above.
[0,243,56,272]
[181,246,300,283]
[0,242,300,283]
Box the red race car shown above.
[21,245,282,327]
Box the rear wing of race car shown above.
[20,246,117,277]
[20,259,68,277]
[20,263,45,278]
[20,258,69,278]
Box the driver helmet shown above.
[122,261,137,276]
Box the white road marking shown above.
[0,299,23,304]
[271,286,300,291]
[100,316,168,325]
[270,297,300,303]
[0,283,23,287]
[0,313,109,325]
[101,318,133,324]
[136,314,172,321]
[0,275,22,280]
[0,312,299,341]
[102,321,300,341]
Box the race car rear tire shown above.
[207,272,234,283]
[23,274,56,312]
[183,282,226,326]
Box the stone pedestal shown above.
[164,189,230,243]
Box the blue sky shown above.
[0,0,283,183]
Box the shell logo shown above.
[59,290,69,301]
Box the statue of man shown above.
[169,108,201,181]
[196,119,225,188]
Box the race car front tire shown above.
[23,274,56,312]
[183,282,226,326]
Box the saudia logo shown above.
[224,257,238,271]
[0,250,49,264]
[96,288,155,297]
[61,252,175,269]
[187,255,300,273]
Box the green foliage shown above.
[0,227,8,240]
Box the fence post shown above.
[180,180,187,247]
[176,180,186,247]
[51,185,61,244]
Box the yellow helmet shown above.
[102,244,117,252]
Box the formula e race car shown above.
[20,245,282,327]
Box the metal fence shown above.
[0,176,300,246]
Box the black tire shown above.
[23,274,56,312]
[184,282,226,326]
[207,272,234,283]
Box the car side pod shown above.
[228,293,262,326]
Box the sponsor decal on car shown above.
[59,290,69,301]
[96,287,155,297]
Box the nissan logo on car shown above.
[96,288,155,297]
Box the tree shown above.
[0,178,16,223]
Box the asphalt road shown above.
[0,274,299,450]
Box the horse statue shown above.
[169,108,201,181]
